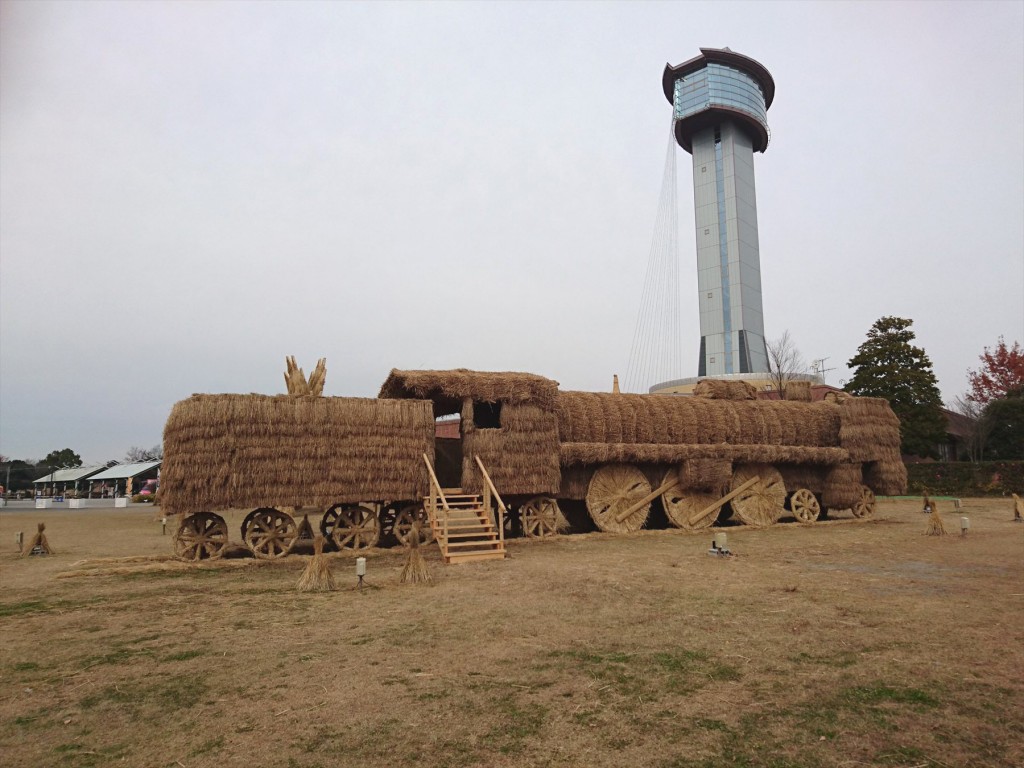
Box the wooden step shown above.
[444,540,504,549]
[446,551,506,564]
[441,531,499,540]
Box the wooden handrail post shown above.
[474,456,506,548]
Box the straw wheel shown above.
[586,464,651,533]
[174,512,228,561]
[394,504,434,546]
[851,485,876,518]
[790,488,821,523]
[660,470,720,531]
[243,507,298,559]
[332,505,380,550]
[729,464,786,528]
[521,496,562,538]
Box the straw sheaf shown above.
[693,379,758,400]
[161,394,435,516]
[560,442,848,467]
[556,392,842,450]
[461,403,561,495]
[378,369,560,413]
[823,463,864,509]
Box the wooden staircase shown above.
[423,455,506,564]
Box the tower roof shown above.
[662,47,775,109]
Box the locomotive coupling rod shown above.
[614,478,682,523]
[687,476,760,527]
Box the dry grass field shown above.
[1,498,1022,768]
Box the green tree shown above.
[983,386,1024,459]
[43,448,83,468]
[845,316,947,458]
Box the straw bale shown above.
[693,379,758,400]
[778,464,827,494]
[559,442,847,467]
[161,394,435,516]
[379,369,560,415]
[864,459,907,496]
[461,402,560,495]
[822,463,863,509]
[784,380,812,402]
[823,390,852,404]
[676,458,732,491]
[556,393,841,452]
[558,466,593,500]
[836,396,906,495]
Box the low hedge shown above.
[905,461,1024,497]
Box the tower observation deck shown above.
[663,47,774,377]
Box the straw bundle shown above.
[399,522,432,585]
[297,535,336,592]
[784,380,812,402]
[925,503,947,536]
[822,463,863,510]
[284,356,327,397]
[161,394,434,516]
[21,523,52,556]
[676,458,731,491]
[837,397,906,496]
[1012,493,1023,522]
[693,379,758,400]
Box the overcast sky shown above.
[2,0,1022,465]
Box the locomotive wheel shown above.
[393,504,434,546]
[320,505,343,540]
[790,488,821,523]
[243,508,298,559]
[851,485,876,519]
[331,505,380,550]
[174,512,228,561]
[660,470,721,531]
[520,496,563,538]
[585,464,651,533]
[729,464,786,528]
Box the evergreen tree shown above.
[845,316,947,457]
[983,386,1024,459]
[43,448,83,469]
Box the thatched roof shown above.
[378,369,560,415]
[161,394,434,516]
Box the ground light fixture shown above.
[960,516,970,537]
[356,556,367,590]
[709,531,731,557]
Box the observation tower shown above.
[663,47,774,378]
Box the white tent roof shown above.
[33,466,107,484]
[88,461,161,481]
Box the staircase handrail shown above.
[422,454,450,512]
[474,455,507,549]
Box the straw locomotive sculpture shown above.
[161,361,907,563]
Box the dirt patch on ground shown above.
[1,498,1022,767]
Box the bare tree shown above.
[766,330,807,398]
[125,444,164,462]
[948,394,993,462]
